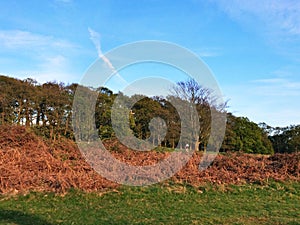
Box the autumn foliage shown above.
[0,125,299,194]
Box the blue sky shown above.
[0,0,300,127]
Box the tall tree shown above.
[170,78,226,151]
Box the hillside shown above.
[0,125,299,194]
[0,125,118,194]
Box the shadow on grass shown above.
[0,209,53,225]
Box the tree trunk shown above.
[17,102,23,125]
[25,107,30,127]
[194,140,200,151]
[1,112,4,124]
[36,108,40,126]
[64,116,69,136]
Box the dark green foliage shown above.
[221,114,274,154]
[269,125,300,153]
[95,87,116,139]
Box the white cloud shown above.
[210,0,300,61]
[212,0,300,35]
[17,70,77,85]
[0,30,78,84]
[195,47,222,58]
[0,30,75,50]
[252,77,300,97]
[1,54,77,84]
[54,0,73,4]
[42,55,67,68]
[0,30,48,48]
[223,79,300,127]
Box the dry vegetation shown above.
[0,125,299,194]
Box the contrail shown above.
[88,27,103,58]
[88,27,128,86]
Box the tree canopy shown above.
[0,75,296,154]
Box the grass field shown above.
[0,182,299,225]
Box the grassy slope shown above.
[0,182,299,225]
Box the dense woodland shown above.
[0,75,299,154]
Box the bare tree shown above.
[170,78,227,151]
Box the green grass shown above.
[0,182,299,225]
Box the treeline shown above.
[0,76,76,141]
[0,75,298,154]
[265,124,300,153]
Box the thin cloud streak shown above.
[88,27,129,87]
